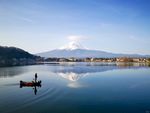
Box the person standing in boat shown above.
[35,73,37,83]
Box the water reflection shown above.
[67,82,88,88]
[51,63,149,82]
[49,63,150,89]
[0,62,149,78]
[19,85,41,95]
[53,62,150,67]
[116,62,150,67]
[58,72,88,88]
[51,62,149,74]
[0,66,27,78]
[20,83,41,95]
[58,72,88,81]
[0,64,150,113]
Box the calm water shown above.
[0,62,150,113]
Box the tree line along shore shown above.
[43,57,150,63]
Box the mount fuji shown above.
[37,42,149,58]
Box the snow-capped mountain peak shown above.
[59,41,87,50]
[37,41,150,58]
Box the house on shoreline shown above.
[44,57,150,63]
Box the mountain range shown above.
[37,42,150,58]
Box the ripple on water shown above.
[4,83,67,113]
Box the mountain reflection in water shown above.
[0,62,149,78]
[47,62,150,89]
[50,62,149,82]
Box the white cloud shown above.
[67,35,87,42]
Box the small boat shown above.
[20,73,41,88]
[20,80,41,87]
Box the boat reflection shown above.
[20,84,41,95]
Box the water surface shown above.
[0,62,150,113]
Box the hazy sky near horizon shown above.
[0,0,150,54]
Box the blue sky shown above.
[0,0,150,54]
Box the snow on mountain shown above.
[36,42,150,58]
[59,41,87,50]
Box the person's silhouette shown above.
[35,73,37,83]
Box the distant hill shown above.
[0,46,39,66]
[37,42,150,58]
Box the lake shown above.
[0,62,150,113]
